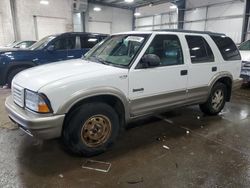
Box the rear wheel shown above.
[62,102,120,156]
[7,67,27,88]
[199,82,227,115]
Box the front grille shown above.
[12,84,24,107]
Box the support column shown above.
[176,0,186,30]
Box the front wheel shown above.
[199,82,227,115]
[62,102,120,156]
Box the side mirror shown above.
[141,54,160,68]
[47,45,55,52]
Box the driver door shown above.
[129,34,188,116]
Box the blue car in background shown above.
[0,32,108,87]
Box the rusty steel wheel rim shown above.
[81,115,112,148]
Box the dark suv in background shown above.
[0,32,108,87]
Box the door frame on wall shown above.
[33,15,67,40]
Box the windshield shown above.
[29,35,56,50]
[84,34,149,67]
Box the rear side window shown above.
[211,35,241,61]
[81,36,99,48]
[185,35,214,63]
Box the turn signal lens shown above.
[38,103,50,113]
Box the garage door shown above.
[34,16,66,40]
[88,21,111,34]
[0,13,5,46]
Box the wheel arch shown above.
[4,61,36,84]
[209,72,233,102]
[57,87,130,129]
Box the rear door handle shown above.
[180,70,188,76]
[212,67,217,72]
[133,88,144,92]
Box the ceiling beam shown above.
[88,0,134,9]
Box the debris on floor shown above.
[156,135,167,141]
[197,116,200,120]
[186,130,190,134]
[82,160,111,173]
[163,145,170,150]
[58,174,64,178]
[127,177,144,184]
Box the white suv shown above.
[5,30,241,156]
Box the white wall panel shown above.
[0,0,15,45]
[135,2,173,16]
[184,21,206,31]
[207,1,245,18]
[15,0,73,40]
[186,0,236,9]
[35,16,66,40]
[135,17,153,27]
[184,8,207,21]
[206,18,243,43]
[87,3,132,34]
[88,21,111,34]
[154,15,161,25]
[0,13,4,46]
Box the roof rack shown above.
[153,29,225,36]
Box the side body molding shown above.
[56,87,130,121]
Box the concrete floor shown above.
[1,87,250,188]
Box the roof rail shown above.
[153,29,225,36]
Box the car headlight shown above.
[25,90,52,113]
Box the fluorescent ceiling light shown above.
[170,5,177,9]
[40,0,49,5]
[125,0,134,3]
[134,12,141,16]
[93,7,102,11]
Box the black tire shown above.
[62,102,120,157]
[7,67,26,88]
[199,82,227,115]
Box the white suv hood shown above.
[13,59,126,91]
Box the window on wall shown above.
[140,34,183,67]
[185,35,214,63]
[135,12,178,31]
[211,35,241,61]
[239,40,250,51]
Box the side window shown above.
[143,34,183,67]
[81,36,99,48]
[211,35,241,61]
[54,38,67,50]
[239,40,250,51]
[185,35,214,63]
[67,36,76,50]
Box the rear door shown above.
[185,35,219,103]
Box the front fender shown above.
[56,87,130,121]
